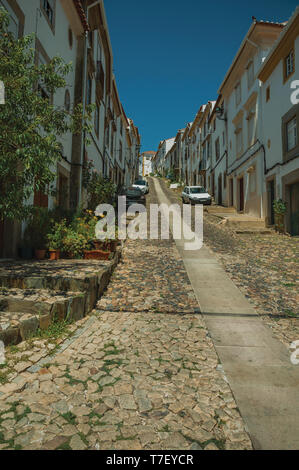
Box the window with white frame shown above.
[235,125,243,157]
[94,102,100,136]
[247,106,256,146]
[286,117,297,151]
[37,49,50,101]
[105,124,110,147]
[215,138,220,161]
[119,141,123,162]
[110,130,114,155]
[203,146,206,166]
[87,76,92,105]
[235,82,241,106]
[96,37,102,63]
[284,50,295,80]
[42,0,55,27]
[247,61,254,89]
[208,141,211,159]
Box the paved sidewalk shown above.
[0,179,252,450]
[154,177,299,450]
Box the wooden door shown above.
[218,174,222,205]
[267,180,275,225]
[290,182,299,236]
[239,177,244,212]
[230,179,234,207]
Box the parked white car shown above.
[132,180,149,194]
[182,186,212,205]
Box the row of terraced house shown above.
[153,9,299,236]
[0,0,141,258]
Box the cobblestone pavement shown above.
[203,214,299,349]
[158,179,299,350]
[0,180,252,450]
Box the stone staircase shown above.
[205,205,237,215]
[205,206,272,233]
[0,251,121,347]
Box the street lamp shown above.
[216,105,227,122]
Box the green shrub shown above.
[83,167,116,212]
[62,228,88,258]
[47,219,68,251]
[273,199,287,215]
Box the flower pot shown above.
[35,249,46,260]
[84,250,111,261]
[93,240,105,250]
[108,240,118,252]
[49,250,60,261]
[274,214,285,234]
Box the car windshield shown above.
[135,181,146,185]
[126,188,142,197]
[190,187,206,194]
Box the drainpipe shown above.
[79,0,101,206]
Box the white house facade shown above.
[0,0,141,258]
[258,7,299,235]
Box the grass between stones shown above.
[0,401,33,449]
[60,411,77,426]
[62,342,124,393]
[0,318,78,385]
[33,319,72,341]
[0,362,15,385]
[56,440,72,451]
[180,429,226,450]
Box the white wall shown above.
[261,34,299,192]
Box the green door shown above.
[290,182,299,236]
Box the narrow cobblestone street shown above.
[203,215,299,348]
[1,0,299,456]
[0,179,253,451]
[158,179,299,349]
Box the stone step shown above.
[0,251,122,347]
[206,206,237,214]
[235,228,273,235]
[0,289,87,345]
[0,260,112,293]
[0,311,53,345]
[224,218,266,229]
[0,291,86,347]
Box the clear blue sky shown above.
[105,0,298,152]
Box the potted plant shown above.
[103,226,119,252]
[32,207,49,260]
[62,228,88,259]
[47,219,68,260]
[84,248,111,261]
[273,199,287,234]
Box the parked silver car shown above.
[132,179,149,194]
[182,186,212,205]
